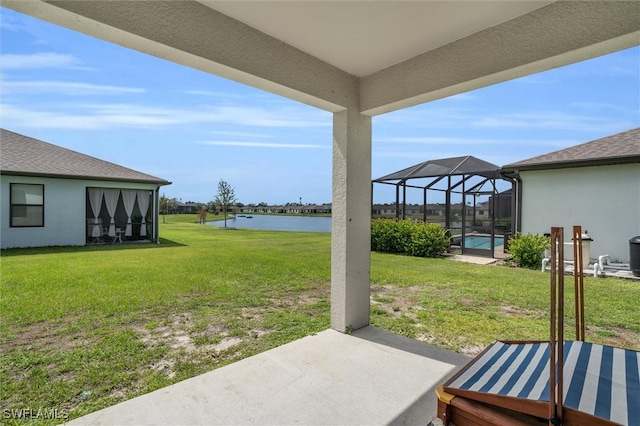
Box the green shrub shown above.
[507,232,550,269]
[408,223,450,257]
[371,219,449,258]
[371,219,412,254]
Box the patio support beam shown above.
[331,108,371,332]
[360,1,640,115]
[2,0,354,113]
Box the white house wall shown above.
[520,164,640,262]
[1,175,158,249]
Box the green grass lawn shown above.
[1,215,638,423]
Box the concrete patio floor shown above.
[68,326,470,425]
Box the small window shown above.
[10,183,44,227]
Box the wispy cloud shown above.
[373,150,450,160]
[378,104,635,134]
[208,130,274,138]
[198,141,329,149]
[208,106,330,128]
[0,9,60,44]
[2,80,145,95]
[0,102,332,130]
[470,111,628,132]
[180,90,248,99]
[1,103,188,129]
[375,136,504,145]
[1,52,83,69]
[570,101,635,114]
[375,106,473,127]
[0,104,111,130]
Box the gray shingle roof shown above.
[0,128,171,185]
[503,127,640,171]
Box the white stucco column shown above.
[331,108,372,332]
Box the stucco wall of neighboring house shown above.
[520,163,640,263]
[1,175,158,249]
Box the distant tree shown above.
[215,179,237,228]
[159,194,178,223]
[197,206,208,224]
[159,194,169,223]
[258,202,267,207]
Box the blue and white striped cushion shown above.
[446,341,640,426]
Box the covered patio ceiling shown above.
[4,1,640,333]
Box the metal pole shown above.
[549,227,564,426]
[402,182,407,220]
[461,177,466,254]
[558,229,564,426]
[445,176,451,232]
[395,184,400,220]
[490,179,496,258]
[423,188,427,223]
[473,194,477,229]
[573,226,585,341]
[371,182,374,219]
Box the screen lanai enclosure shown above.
[373,155,515,258]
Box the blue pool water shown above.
[463,235,504,250]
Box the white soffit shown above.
[199,1,553,77]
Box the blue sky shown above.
[1,7,638,205]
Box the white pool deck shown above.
[67,326,470,425]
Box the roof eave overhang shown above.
[0,170,172,186]
[502,156,640,172]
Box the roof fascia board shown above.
[502,156,640,172]
[0,171,171,186]
[3,0,357,113]
[360,1,640,116]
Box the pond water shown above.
[207,215,331,233]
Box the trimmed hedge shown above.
[371,219,449,258]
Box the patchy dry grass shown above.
[1,217,331,423]
[369,252,640,356]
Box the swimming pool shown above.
[456,235,505,250]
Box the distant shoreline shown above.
[233,212,331,218]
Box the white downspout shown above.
[154,187,159,244]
